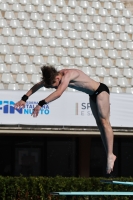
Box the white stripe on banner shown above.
[0,90,133,127]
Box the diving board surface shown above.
[51,192,133,196]
[101,180,133,186]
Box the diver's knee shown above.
[100,118,110,128]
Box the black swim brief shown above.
[89,83,110,103]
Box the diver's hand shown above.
[31,105,41,117]
[14,100,26,109]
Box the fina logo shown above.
[0,100,50,115]
[0,100,22,114]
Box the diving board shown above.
[51,192,133,196]
[101,180,133,186]
[51,180,133,197]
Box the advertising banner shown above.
[0,90,133,127]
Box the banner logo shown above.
[0,100,50,115]
[75,102,92,116]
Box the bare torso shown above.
[60,69,100,95]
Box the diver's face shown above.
[52,76,61,89]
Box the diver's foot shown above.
[106,154,117,174]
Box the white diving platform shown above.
[51,191,133,196]
[101,179,133,186]
[51,180,133,197]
